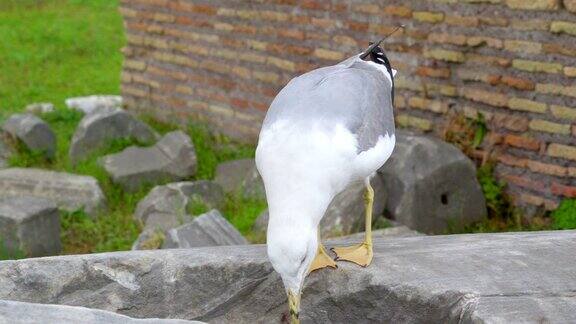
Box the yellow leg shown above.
[308,230,337,274]
[331,180,374,267]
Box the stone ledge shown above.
[0,231,574,323]
[0,300,202,324]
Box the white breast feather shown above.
[256,121,395,227]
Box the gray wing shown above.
[262,62,395,152]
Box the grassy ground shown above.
[0,0,124,119]
[8,109,260,255]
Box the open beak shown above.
[287,289,301,324]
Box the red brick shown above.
[466,54,512,67]
[267,43,312,56]
[527,160,567,176]
[543,43,576,57]
[331,3,348,12]
[233,24,257,34]
[428,33,467,46]
[519,193,558,210]
[500,76,535,90]
[445,15,479,27]
[231,98,250,109]
[551,183,576,198]
[347,21,369,32]
[503,134,541,151]
[384,5,412,17]
[176,16,212,28]
[416,66,451,78]
[311,17,335,29]
[290,15,310,24]
[253,101,269,111]
[169,3,217,15]
[301,0,330,10]
[487,75,502,86]
[295,62,317,73]
[405,29,428,40]
[497,154,527,168]
[461,87,508,107]
[503,175,548,193]
[480,17,509,27]
[277,29,304,40]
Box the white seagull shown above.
[255,36,397,322]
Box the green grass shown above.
[477,164,510,220]
[224,193,267,236]
[146,118,264,235]
[0,240,26,260]
[552,199,576,230]
[0,0,125,119]
[187,123,256,180]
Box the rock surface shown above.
[322,177,387,236]
[0,231,574,323]
[135,181,225,224]
[2,114,56,159]
[0,168,106,217]
[215,159,265,200]
[69,107,158,163]
[0,137,12,169]
[254,177,387,238]
[0,196,60,257]
[65,95,123,115]
[0,300,203,324]
[163,210,248,249]
[132,181,225,250]
[101,131,197,192]
[329,225,423,243]
[379,131,487,234]
[24,102,54,114]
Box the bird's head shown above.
[267,224,317,323]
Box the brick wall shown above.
[120,0,576,211]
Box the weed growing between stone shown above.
[224,192,268,241]
[441,111,563,234]
[551,199,576,230]
[447,164,551,234]
[0,241,26,260]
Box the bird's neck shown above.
[267,181,334,228]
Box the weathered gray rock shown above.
[163,210,248,249]
[0,300,203,324]
[0,231,574,323]
[24,102,54,114]
[135,181,225,224]
[322,177,387,237]
[101,131,197,192]
[132,181,225,250]
[69,107,158,163]
[378,131,487,234]
[65,95,123,115]
[0,196,60,257]
[215,159,264,200]
[254,177,386,238]
[2,114,56,159]
[329,225,423,243]
[252,210,269,234]
[0,168,106,217]
[0,137,12,169]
